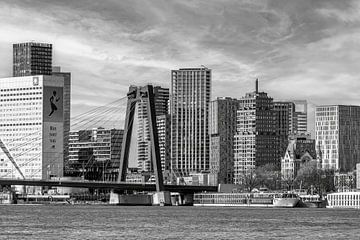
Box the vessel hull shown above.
[273,198,299,208]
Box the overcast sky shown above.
[1,0,359,133]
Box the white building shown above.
[0,75,64,180]
[281,135,317,182]
[315,105,360,171]
[327,192,360,209]
[357,163,360,189]
[292,100,307,134]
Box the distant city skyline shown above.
[1,0,360,135]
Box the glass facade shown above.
[209,97,239,185]
[316,105,360,171]
[233,91,278,184]
[170,68,211,176]
[136,86,169,173]
[68,128,123,181]
[13,42,52,77]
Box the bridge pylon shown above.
[118,85,164,192]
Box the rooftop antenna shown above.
[201,65,208,69]
[255,78,259,93]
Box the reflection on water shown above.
[0,205,359,239]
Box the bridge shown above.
[0,85,217,205]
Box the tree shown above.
[240,168,262,192]
[281,175,295,191]
[239,164,281,192]
[295,161,335,195]
[257,163,281,190]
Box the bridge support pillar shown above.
[109,191,120,205]
[179,193,194,206]
[118,85,165,193]
[152,191,171,206]
[110,190,172,206]
[109,191,153,205]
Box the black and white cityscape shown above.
[1,1,360,239]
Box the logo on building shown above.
[33,77,39,86]
[43,87,63,122]
[49,91,61,117]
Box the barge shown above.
[194,192,281,207]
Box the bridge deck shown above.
[0,179,217,193]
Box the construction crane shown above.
[0,139,25,179]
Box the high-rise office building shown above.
[274,101,295,159]
[136,86,169,173]
[52,66,71,174]
[315,105,360,172]
[275,100,308,135]
[13,42,52,77]
[233,80,278,184]
[12,43,71,174]
[0,75,65,181]
[209,97,239,185]
[67,128,123,181]
[293,100,307,134]
[171,67,211,176]
[274,102,295,135]
[356,163,360,189]
[157,114,171,178]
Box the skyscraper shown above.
[171,67,211,176]
[52,66,71,174]
[209,97,239,185]
[293,100,307,134]
[274,102,295,135]
[136,86,169,173]
[315,105,360,172]
[274,101,295,159]
[13,42,52,77]
[357,163,360,189]
[233,80,278,184]
[0,75,65,183]
[156,114,171,178]
[12,44,71,174]
[275,100,308,135]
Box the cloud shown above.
[0,0,359,135]
[316,0,360,23]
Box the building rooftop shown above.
[13,42,52,47]
[177,68,211,71]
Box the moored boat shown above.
[273,193,299,208]
[299,194,327,208]
[16,194,71,204]
[193,192,277,207]
[0,191,16,204]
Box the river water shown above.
[0,205,359,239]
